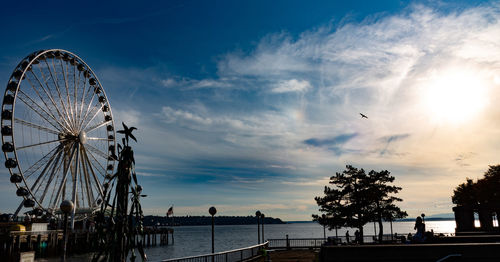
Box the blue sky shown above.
[1,0,500,220]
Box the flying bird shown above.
[360,113,368,119]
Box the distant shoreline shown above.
[144,215,286,226]
[286,217,455,223]
[143,216,454,227]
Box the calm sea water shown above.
[54,220,456,262]
[143,220,456,261]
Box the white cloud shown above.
[42,3,500,219]
[161,106,213,125]
[272,79,311,93]
[161,77,232,89]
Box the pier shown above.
[1,227,174,261]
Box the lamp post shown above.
[421,213,426,223]
[256,211,261,244]
[261,213,265,243]
[209,207,217,254]
[60,200,74,262]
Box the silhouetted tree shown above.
[452,178,477,206]
[314,165,406,243]
[366,170,407,241]
[452,165,500,207]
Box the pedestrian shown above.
[345,230,350,244]
[354,230,360,243]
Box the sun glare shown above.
[422,69,490,124]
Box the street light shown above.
[261,213,265,243]
[209,206,217,254]
[421,213,426,223]
[60,200,74,262]
[255,210,261,244]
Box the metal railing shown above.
[268,238,325,249]
[267,234,409,249]
[161,242,268,262]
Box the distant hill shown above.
[144,215,286,226]
[426,213,455,219]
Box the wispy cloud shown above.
[378,134,411,156]
[272,79,312,93]
[120,3,500,218]
[5,3,500,220]
[304,134,358,147]
[162,77,232,89]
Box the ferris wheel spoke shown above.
[23,145,61,179]
[38,149,64,204]
[80,153,95,208]
[17,138,66,150]
[81,146,105,197]
[83,143,110,161]
[52,143,77,212]
[83,145,107,174]
[23,77,66,128]
[79,91,98,129]
[32,65,73,130]
[20,80,70,133]
[77,75,90,129]
[81,107,103,131]
[77,146,85,207]
[84,120,111,134]
[17,90,65,132]
[80,153,94,209]
[73,66,79,130]
[69,143,80,227]
[47,157,66,213]
[14,118,60,135]
[29,145,63,198]
[86,137,113,141]
[45,59,73,129]
[60,60,77,131]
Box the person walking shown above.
[354,230,361,244]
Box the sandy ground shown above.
[256,249,318,262]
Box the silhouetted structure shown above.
[452,165,500,235]
[92,123,147,262]
[453,205,500,234]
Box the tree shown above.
[366,170,407,241]
[314,165,407,243]
[452,178,476,206]
[452,165,500,207]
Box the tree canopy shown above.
[313,165,407,242]
[452,165,500,207]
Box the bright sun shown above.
[422,69,489,124]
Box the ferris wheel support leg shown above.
[70,144,80,230]
[13,200,25,219]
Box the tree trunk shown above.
[378,216,383,243]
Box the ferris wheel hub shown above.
[79,131,87,144]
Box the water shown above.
[142,220,456,261]
[46,220,455,261]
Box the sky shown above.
[1,0,500,221]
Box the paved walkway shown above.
[257,249,318,262]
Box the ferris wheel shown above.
[2,49,116,223]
